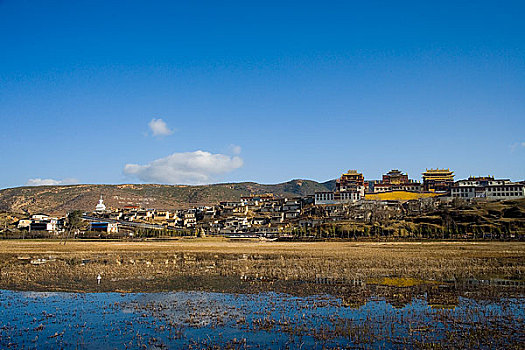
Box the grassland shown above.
[0,239,523,293]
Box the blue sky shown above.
[1,0,524,188]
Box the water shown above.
[0,289,523,349]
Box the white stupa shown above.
[95,195,106,212]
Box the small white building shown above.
[154,210,170,220]
[31,214,50,221]
[315,192,335,205]
[17,219,32,229]
[25,214,60,232]
[451,177,525,199]
[314,190,363,205]
[89,221,119,233]
[29,219,58,232]
[184,212,196,227]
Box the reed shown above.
[0,239,523,292]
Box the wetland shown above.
[0,239,523,348]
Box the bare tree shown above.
[63,210,83,245]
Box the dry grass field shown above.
[0,238,523,292]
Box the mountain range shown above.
[0,180,336,215]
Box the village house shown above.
[220,201,243,207]
[259,200,283,213]
[270,213,284,224]
[282,198,302,211]
[134,209,155,221]
[107,211,122,220]
[219,216,251,233]
[29,219,59,233]
[153,210,170,220]
[19,214,62,233]
[183,211,197,227]
[209,219,223,233]
[220,205,236,216]
[17,219,32,229]
[89,221,119,233]
[251,217,269,226]
[121,212,137,222]
[451,176,525,199]
[31,213,51,221]
[201,206,217,220]
[246,201,262,213]
[233,205,249,215]
[284,210,301,220]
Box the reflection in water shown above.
[0,288,523,349]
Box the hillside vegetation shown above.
[0,179,333,215]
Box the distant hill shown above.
[0,179,334,215]
[321,179,337,191]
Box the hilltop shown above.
[0,179,336,215]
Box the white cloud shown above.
[229,144,242,155]
[123,150,243,185]
[148,118,173,136]
[510,141,525,152]
[26,178,79,186]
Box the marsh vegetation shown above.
[0,240,522,348]
[0,240,523,292]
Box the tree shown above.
[63,210,83,245]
